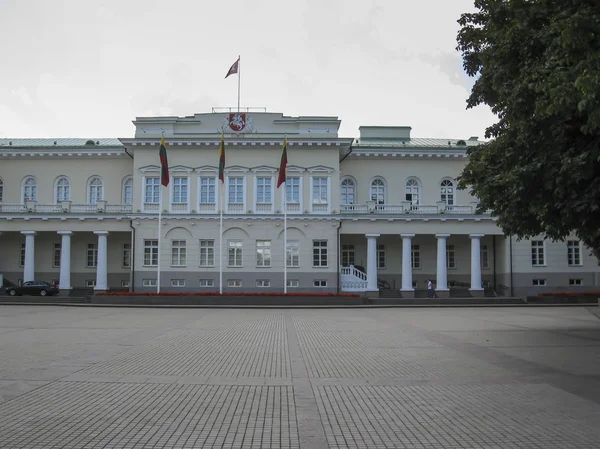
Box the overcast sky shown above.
[0,0,495,140]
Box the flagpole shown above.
[219,180,223,294]
[237,55,241,114]
[157,184,162,294]
[283,184,287,294]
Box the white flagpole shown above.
[283,184,287,294]
[219,180,223,294]
[237,55,241,114]
[157,184,162,294]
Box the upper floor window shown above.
[88,177,103,204]
[256,177,272,204]
[200,177,216,204]
[23,176,37,202]
[370,178,385,204]
[567,240,582,266]
[312,177,328,204]
[228,177,244,204]
[172,177,189,204]
[56,177,70,202]
[405,178,420,205]
[531,240,545,266]
[144,177,160,204]
[122,178,133,204]
[0,178,3,202]
[440,179,455,205]
[340,178,355,205]
[286,177,300,204]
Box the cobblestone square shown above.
[0,306,599,448]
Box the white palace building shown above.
[0,110,598,297]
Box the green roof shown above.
[0,138,123,148]
[353,138,484,148]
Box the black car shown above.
[6,281,59,296]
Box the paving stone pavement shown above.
[0,306,599,448]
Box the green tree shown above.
[456,0,600,257]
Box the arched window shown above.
[122,177,133,204]
[0,178,3,202]
[340,178,356,205]
[88,177,103,204]
[56,177,70,202]
[23,177,37,202]
[405,178,420,205]
[440,179,455,205]
[370,178,385,204]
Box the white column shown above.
[366,233,380,291]
[436,234,450,291]
[94,231,109,291]
[58,231,72,290]
[470,234,484,291]
[21,231,36,282]
[401,234,415,291]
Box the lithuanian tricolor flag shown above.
[277,136,288,188]
[218,132,225,183]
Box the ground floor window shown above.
[228,279,242,287]
[171,279,185,287]
[341,244,355,267]
[121,280,130,288]
[287,280,299,288]
[446,244,455,269]
[532,279,546,286]
[313,280,327,287]
[143,240,158,267]
[569,278,583,286]
[53,243,61,267]
[377,244,386,269]
[142,279,157,287]
[87,244,98,268]
[411,245,421,269]
[19,243,25,267]
[256,279,270,287]
[199,279,214,287]
[85,279,96,288]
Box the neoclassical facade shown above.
[0,111,597,297]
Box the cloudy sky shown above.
[0,0,495,140]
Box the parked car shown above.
[5,281,59,296]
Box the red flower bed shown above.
[539,291,600,297]
[98,291,360,297]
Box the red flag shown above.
[225,58,239,78]
[159,135,169,187]
[277,137,288,188]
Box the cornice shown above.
[0,150,129,159]
[349,149,468,159]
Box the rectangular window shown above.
[87,243,98,268]
[144,177,160,203]
[531,241,545,266]
[171,240,187,267]
[199,240,215,267]
[446,244,455,269]
[481,245,489,269]
[287,240,299,267]
[19,243,25,267]
[569,278,583,286]
[199,279,214,287]
[377,244,386,269]
[256,279,271,287]
[313,280,327,287]
[411,245,421,269]
[228,177,244,204]
[227,279,242,287]
[312,177,328,204]
[171,279,185,287]
[142,279,157,287]
[122,243,131,268]
[256,240,271,267]
[287,279,299,288]
[256,177,272,204]
[341,244,355,267]
[313,240,328,267]
[143,240,158,266]
[286,177,300,203]
[121,280,130,288]
[172,177,188,204]
[200,177,216,204]
[567,240,582,266]
[85,279,96,288]
[53,243,61,268]
[228,240,243,267]
[532,279,546,286]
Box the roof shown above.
[353,137,484,148]
[0,138,123,148]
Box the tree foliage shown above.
[456,0,600,257]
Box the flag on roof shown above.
[225,58,239,78]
